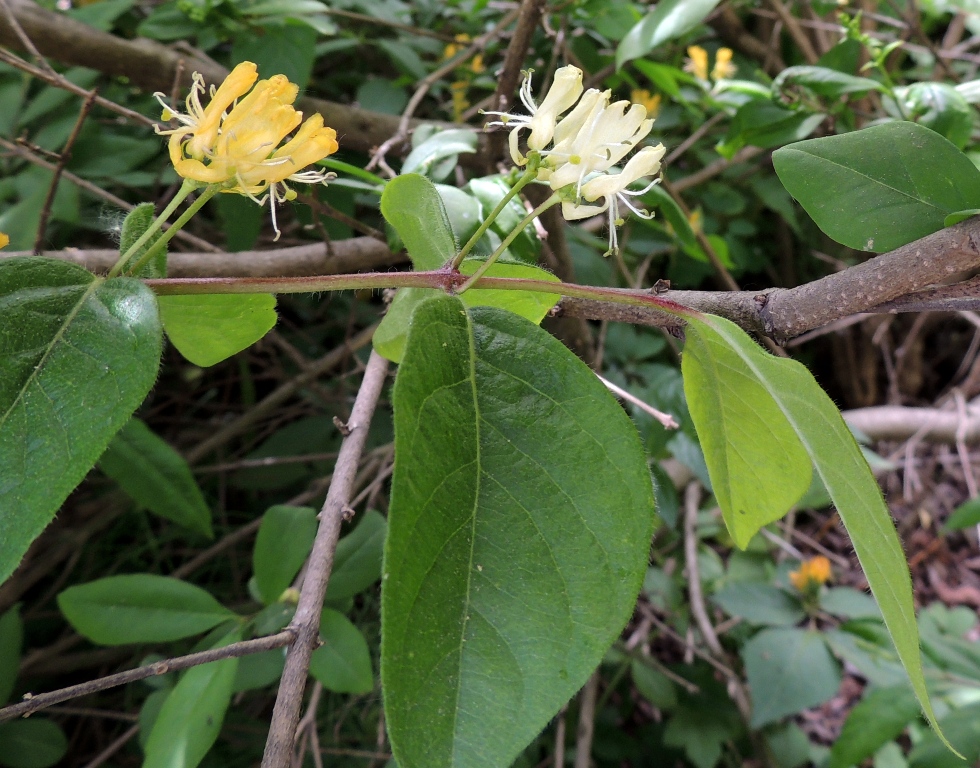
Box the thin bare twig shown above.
[573,672,599,768]
[0,630,296,722]
[261,351,390,768]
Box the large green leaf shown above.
[143,628,241,768]
[742,628,840,727]
[98,417,212,537]
[773,121,980,252]
[57,574,236,645]
[0,258,162,584]
[683,321,812,547]
[383,296,656,768]
[158,293,277,367]
[617,0,722,69]
[681,313,946,745]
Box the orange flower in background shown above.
[684,46,709,81]
[630,88,662,118]
[0,232,8,249]
[789,556,832,592]
[712,47,737,80]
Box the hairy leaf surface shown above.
[0,258,161,584]
[383,296,656,768]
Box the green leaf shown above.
[773,121,980,252]
[682,320,812,547]
[383,296,656,768]
[373,262,560,364]
[773,66,885,99]
[896,82,975,150]
[252,505,318,605]
[717,102,825,159]
[98,417,212,537]
[309,608,373,693]
[403,129,478,178]
[617,0,722,69]
[381,173,456,270]
[712,583,805,626]
[0,605,22,706]
[943,496,980,531]
[944,209,980,227]
[742,628,840,727]
[158,293,277,367]
[0,258,162,584]
[821,586,881,620]
[57,574,236,645]
[681,313,947,746]
[325,509,387,602]
[829,685,920,768]
[909,701,980,768]
[631,660,677,710]
[143,628,241,768]
[118,202,167,278]
[0,719,68,768]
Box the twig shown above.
[186,324,377,463]
[765,0,819,63]
[261,351,390,768]
[573,672,599,768]
[34,88,97,254]
[81,724,140,768]
[0,630,296,722]
[598,374,679,429]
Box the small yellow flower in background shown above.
[712,47,737,80]
[685,46,709,81]
[685,46,737,82]
[450,80,470,122]
[156,61,339,240]
[789,556,832,592]
[443,33,470,61]
[0,232,8,250]
[630,89,662,118]
[688,208,703,235]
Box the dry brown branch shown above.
[261,350,389,768]
[0,630,296,722]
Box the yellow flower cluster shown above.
[789,556,832,592]
[156,62,339,238]
[685,46,737,81]
[0,232,8,250]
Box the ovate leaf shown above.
[159,293,277,367]
[143,628,241,768]
[380,173,456,270]
[617,0,722,69]
[98,417,212,537]
[383,296,656,768]
[0,719,68,768]
[0,258,162,584]
[742,628,840,727]
[682,312,948,747]
[252,504,318,605]
[309,608,373,693]
[57,574,236,645]
[829,685,920,768]
[773,121,980,252]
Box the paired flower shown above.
[156,61,339,239]
[789,556,832,593]
[486,65,665,255]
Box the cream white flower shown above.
[540,93,654,199]
[484,65,584,165]
[562,144,666,255]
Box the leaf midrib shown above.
[0,276,102,435]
